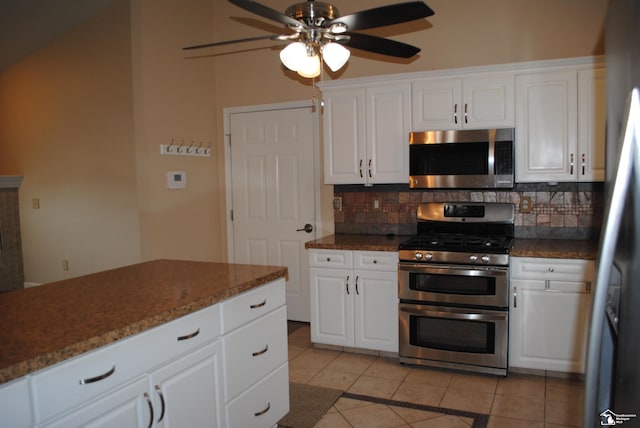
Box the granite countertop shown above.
[305,234,413,252]
[306,234,600,260]
[0,259,288,384]
[511,238,599,259]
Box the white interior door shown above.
[229,106,316,322]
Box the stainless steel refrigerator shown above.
[584,1,640,426]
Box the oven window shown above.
[409,272,496,296]
[410,142,489,175]
[410,315,495,354]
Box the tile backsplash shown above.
[334,183,604,240]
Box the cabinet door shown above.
[0,377,32,428]
[412,78,461,131]
[309,267,353,347]
[515,69,578,182]
[366,84,411,184]
[463,74,514,128]
[42,377,149,428]
[509,279,592,373]
[578,66,606,181]
[322,88,366,184]
[354,270,399,353]
[150,342,224,428]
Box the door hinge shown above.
[230,209,234,221]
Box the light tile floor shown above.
[287,323,585,428]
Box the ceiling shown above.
[0,0,117,72]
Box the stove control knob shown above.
[425,252,433,261]
[415,252,423,260]
[481,255,491,263]
[469,255,478,262]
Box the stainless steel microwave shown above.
[409,128,515,189]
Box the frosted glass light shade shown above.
[322,42,350,72]
[279,42,307,71]
[296,54,321,78]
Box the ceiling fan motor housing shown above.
[285,1,339,27]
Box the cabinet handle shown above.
[373,259,377,264]
[252,344,269,357]
[453,103,458,124]
[570,153,574,175]
[177,327,200,341]
[326,257,331,262]
[359,159,363,178]
[464,103,468,124]
[548,267,554,272]
[144,392,154,428]
[250,299,267,309]
[346,275,350,295]
[355,276,359,295]
[79,365,116,385]
[368,159,372,178]
[254,401,271,417]
[513,286,517,308]
[582,153,586,175]
[155,385,166,422]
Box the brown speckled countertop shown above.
[306,234,600,260]
[0,259,287,384]
[511,238,599,259]
[305,234,413,252]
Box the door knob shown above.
[296,224,313,233]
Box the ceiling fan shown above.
[183,0,434,78]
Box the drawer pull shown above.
[373,259,378,264]
[250,299,267,309]
[252,344,269,357]
[79,365,116,385]
[177,327,200,341]
[144,392,154,428]
[254,401,271,417]
[155,385,166,422]
[326,257,331,262]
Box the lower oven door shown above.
[398,262,509,308]
[399,303,508,375]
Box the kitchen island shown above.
[0,259,289,428]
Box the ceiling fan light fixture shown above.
[280,41,308,71]
[322,42,350,72]
[296,53,321,78]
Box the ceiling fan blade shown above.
[325,1,434,32]
[183,35,281,51]
[228,0,306,29]
[344,33,421,58]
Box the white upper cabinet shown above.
[322,83,411,185]
[578,66,606,181]
[411,73,514,131]
[515,62,605,182]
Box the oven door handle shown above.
[398,264,508,277]
[400,305,506,322]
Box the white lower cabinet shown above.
[220,279,289,428]
[309,249,399,353]
[2,278,288,428]
[509,257,594,373]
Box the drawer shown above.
[308,249,353,269]
[226,362,289,428]
[511,257,595,282]
[32,304,220,423]
[223,306,287,401]
[354,251,398,271]
[220,278,285,334]
[0,377,32,428]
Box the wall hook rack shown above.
[160,139,211,157]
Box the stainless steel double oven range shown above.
[398,202,514,376]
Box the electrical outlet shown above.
[333,197,342,211]
[520,196,532,213]
[373,198,381,211]
[62,260,69,271]
[32,198,40,209]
